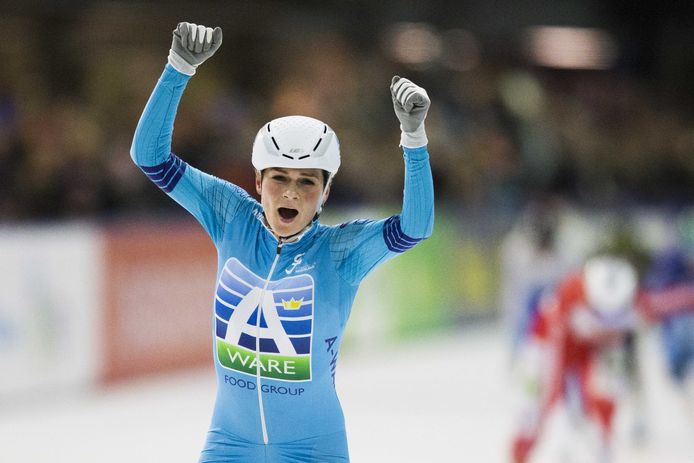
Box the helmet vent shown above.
[313,138,323,151]
[299,154,310,160]
[282,154,294,159]
[271,136,280,151]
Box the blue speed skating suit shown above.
[131,64,434,462]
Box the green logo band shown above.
[217,339,311,381]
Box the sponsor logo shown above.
[325,336,338,387]
[223,375,305,396]
[339,219,372,229]
[285,253,315,275]
[215,258,314,382]
[285,253,305,275]
[282,297,304,310]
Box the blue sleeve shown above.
[130,64,251,244]
[330,146,434,285]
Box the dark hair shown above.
[320,170,331,187]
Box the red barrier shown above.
[101,220,217,383]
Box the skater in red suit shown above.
[510,253,694,463]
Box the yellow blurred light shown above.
[499,71,545,120]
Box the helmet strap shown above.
[315,175,333,217]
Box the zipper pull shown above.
[276,239,284,255]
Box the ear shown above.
[255,170,262,196]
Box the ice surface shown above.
[1,325,692,462]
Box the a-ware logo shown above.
[214,258,313,382]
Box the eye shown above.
[300,178,317,186]
[271,174,288,182]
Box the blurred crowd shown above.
[0,2,693,222]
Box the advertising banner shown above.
[0,224,102,398]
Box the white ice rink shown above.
[2,324,693,462]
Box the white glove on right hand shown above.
[391,76,430,148]
[168,22,223,76]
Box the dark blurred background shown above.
[1,0,693,222]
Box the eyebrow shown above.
[270,168,320,179]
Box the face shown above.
[256,167,330,238]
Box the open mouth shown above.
[278,207,299,220]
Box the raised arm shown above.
[130,23,250,243]
[131,22,222,167]
[331,77,434,285]
[390,76,435,242]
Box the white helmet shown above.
[251,115,340,179]
[583,255,638,316]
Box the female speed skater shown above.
[130,22,434,462]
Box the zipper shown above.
[255,240,284,444]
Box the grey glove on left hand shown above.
[168,22,223,76]
[391,76,430,148]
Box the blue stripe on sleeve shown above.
[383,215,422,253]
[139,153,187,193]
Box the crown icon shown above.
[281,297,304,310]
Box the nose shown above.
[282,186,299,200]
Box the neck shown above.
[262,215,315,243]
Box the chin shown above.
[269,212,310,238]
[272,222,298,237]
